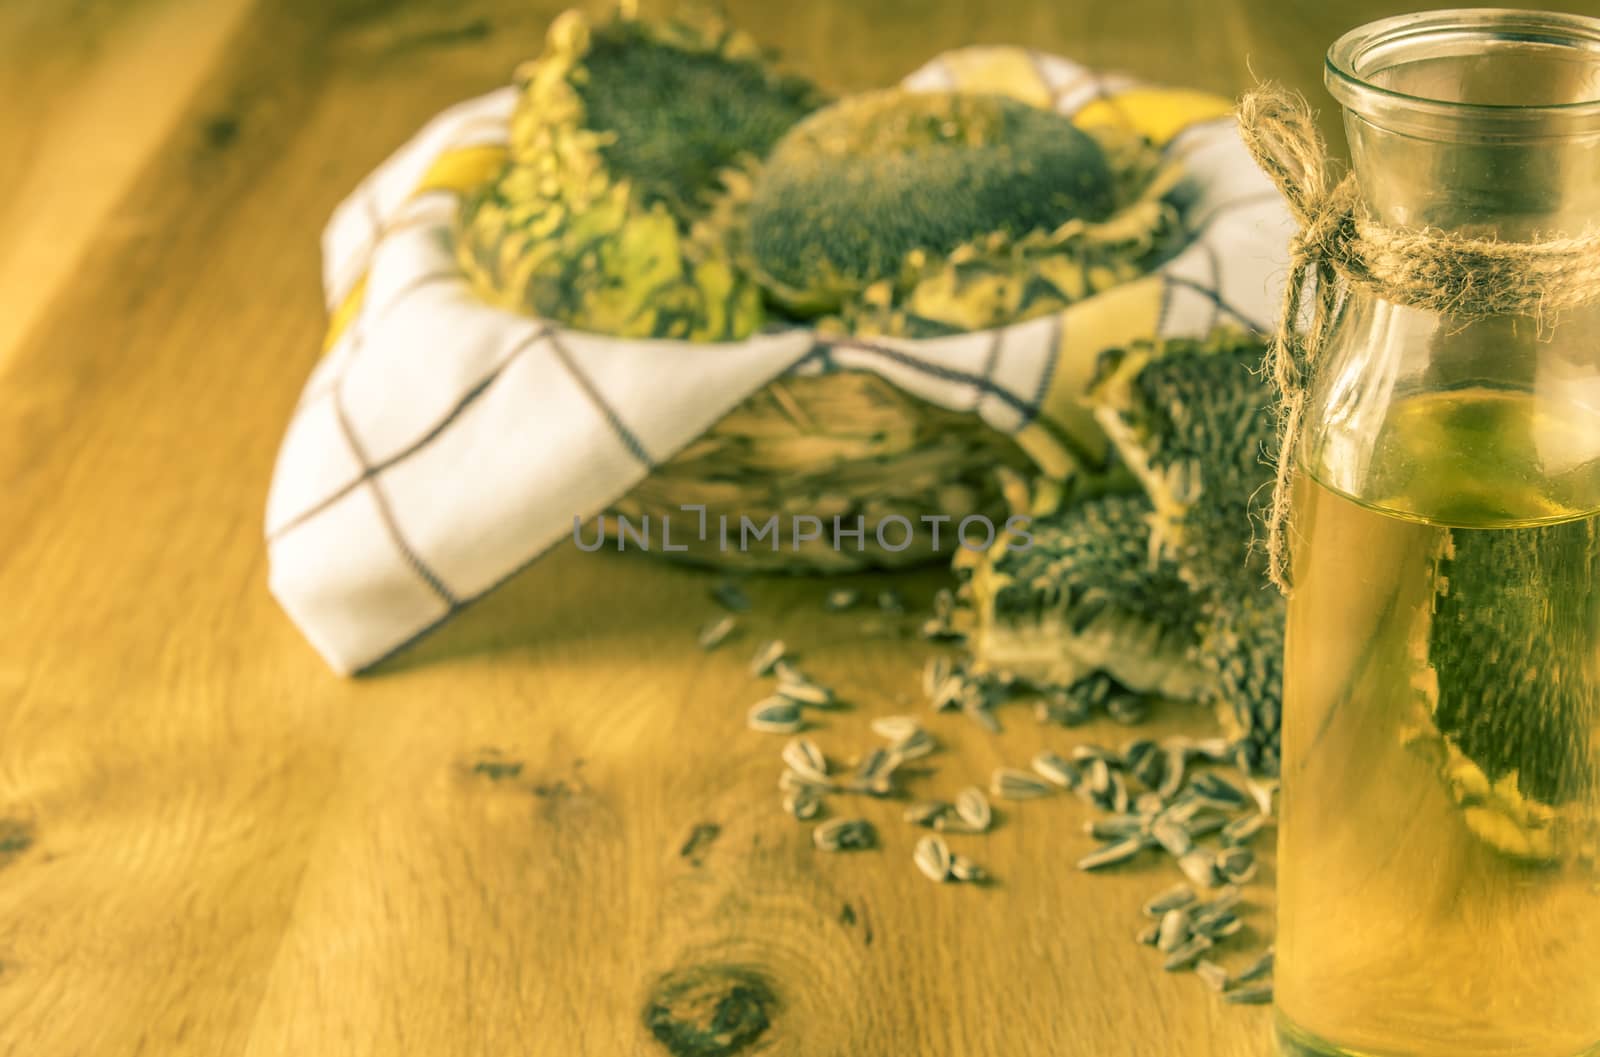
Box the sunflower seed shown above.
[872,715,921,742]
[1136,923,1161,946]
[1036,687,1092,726]
[914,835,952,882]
[1107,692,1150,726]
[698,615,738,650]
[1072,744,1119,767]
[824,588,860,612]
[843,774,895,798]
[1226,985,1273,1005]
[1191,773,1248,808]
[1143,884,1197,918]
[921,656,951,700]
[1194,886,1243,920]
[932,674,965,712]
[779,769,831,795]
[1162,935,1214,971]
[1219,847,1258,884]
[781,737,829,783]
[950,854,987,883]
[777,675,835,709]
[1134,792,1167,817]
[749,639,786,676]
[955,787,992,831]
[1186,811,1231,840]
[813,818,876,852]
[784,788,823,820]
[1086,757,1113,796]
[1121,738,1158,768]
[711,581,752,612]
[1031,751,1081,789]
[891,728,937,761]
[1157,746,1188,800]
[748,697,805,734]
[1152,818,1195,858]
[1178,850,1220,889]
[1085,817,1146,841]
[877,590,905,615]
[992,767,1054,800]
[963,701,1000,734]
[855,747,898,784]
[1235,948,1274,984]
[1195,959,1231,993]
[1077,836,1146,871]
[1245,777,1278,817]
[1157,908,1192,952]
[1195,912,1242,939]
[903,800,949,827]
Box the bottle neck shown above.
[1344,112,1600,241]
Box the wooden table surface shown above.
[1,1,1590,1054]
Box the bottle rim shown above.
[1326,8,1600,141]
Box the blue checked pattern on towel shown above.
[265,48,1295,674]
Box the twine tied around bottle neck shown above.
[1235,85,1600,592]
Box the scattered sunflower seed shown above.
[1134,792,1167,817]
[992,767,1054,800]
[950,854,987,883]
[782,737,829,783]
[903,800,948,827]
[871,715,920,742]
[779,769,830,795]
[963,700,1000,734]
[1136,923,1161,946]
[891,728,937,761]
[776,676,835,709]
[1245,777,1278,817]
[1186,811,1231,840]
[1086,817,1146,841]
[877,590,906,615]
[1157,908,1192,952]
[1223,812,1269,847]
[1086,757,1113,797]
[1031,751,1081,789]
[1157,746,1188,800]
[1195,959,1231,993]
[1143,884,1197,918]
[843,774,895,798]
[813,818,876,852]
[1177,850,1221,889]
[824,588,860,612]
[1072,744,1119,767]
[1108,772,1132,814]
[1107,692,1150,726]
[1191,773,1248,808]
[698,615,738,650]
[922,656,952,701]
[1226,985,1273,1005]
[855,747,898,784]
[1219,848,1258,884]
[955,787,993,831]
[1036,686,1092,726]
[1193,887,1244,922]
[1235,948,1274,984]
[712,581,751,612]
[1152,818,1195,858]
[748,697,805,734]
[783,788,823,820]
[1162,935,1214,971]
[1077,836,1146,871]
[749,639,787,677]
[932,674,965,712]
[914,834,953,882]
[1195,913,1242,939]
[1192,737,1234,762]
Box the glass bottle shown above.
[1276,10,1600,1057]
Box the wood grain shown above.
[0,0,1589,1054]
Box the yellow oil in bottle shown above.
[1277,388,1600,1057]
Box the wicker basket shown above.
[605,370,1033,572]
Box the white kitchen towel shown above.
[265,47,1295,674]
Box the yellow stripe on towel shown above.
[1072,87,1234,145]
